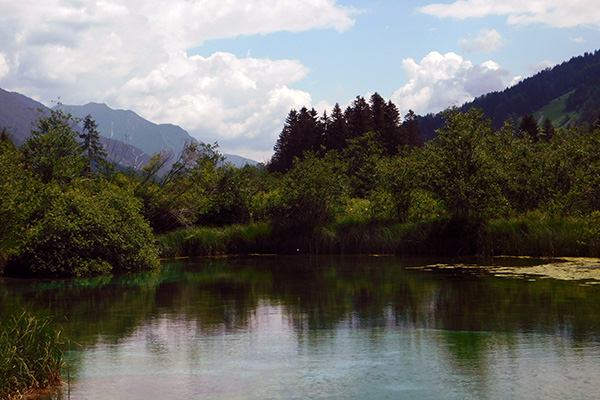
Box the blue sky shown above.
[1,0,599,161]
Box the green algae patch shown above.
[411,257,600,282]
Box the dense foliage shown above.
[0,109,160,278]
[3,86,600,276]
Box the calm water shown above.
[2,255,600,399]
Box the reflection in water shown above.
[2,255,600,399]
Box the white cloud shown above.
[0,0,356,159]
[459,29,505,53]
[419,0,600,28]
[528,60,554,75]
[391,51,514,115]
[0,53,8,78]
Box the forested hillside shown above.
[419,50,600,140]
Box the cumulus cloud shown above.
[0,0,356,158]
[459,29,505,53]
[0,53,8,78]
[528,60,555,75]
[419,0,600,28]
[391,51,514,115]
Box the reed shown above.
[0,311,63,400]
[157,215,597,258]
[482,216,587,256]
[156,222,273,258]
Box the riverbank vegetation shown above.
[0,311,63,399]
[2,97,600,278]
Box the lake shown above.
[2,255,600,399]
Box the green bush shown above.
[0,311,63,399]
[5,182,160,277]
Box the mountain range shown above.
[0,89,257,168]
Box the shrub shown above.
[5,182,160,277]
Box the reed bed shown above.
[157,222,273,258]
[482,216,588,257]
[0,311,63,399]
[156,215,599,258]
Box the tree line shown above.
[269,93,423,173]
[3,98,600,277]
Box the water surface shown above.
[2,255,600,399]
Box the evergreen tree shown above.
[269,109,299,173]
[323,103,348,151]
[541,118,555,142]
[370,93,387,135]
[345,96,372,139]
[80,115,108,177]
[297,107,321,153]
[402,110,424,148]
[380,100,402,156]
[518,114,540,142]
[269,107,321,173]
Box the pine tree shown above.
[402,110,424,148]
[80,115,107,177]
[323,103,348,151]
[345,96,372,139]
[518,114,540,142]
[270,109,300,173]
[380,100,402,155]
[541,118,555,142]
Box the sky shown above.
[1,1,599,162]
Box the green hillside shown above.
[533,91,579,128]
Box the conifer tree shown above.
[541,118,555,142]
[80,114,107,177]
[402,110,424,148]
[270,109,300,173]
[345,96,372,139]
[518,114,540,142]
[323,103,347,151]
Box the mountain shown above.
[57,103,193,158]
[0,88,151,169]
[58,102,258,167]
[0,89,257,169]
[0,88,48,146]
[418,49,600,139]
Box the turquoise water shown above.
[2,255,600,399]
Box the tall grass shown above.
[157,222,273,258]
[0,311,63,399]
[156,215,598,258]
[481,216,588,256]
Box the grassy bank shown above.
[0,311,63,399]
[482,215,599,257]
[157,215,599,258]
[157,222,274,258]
